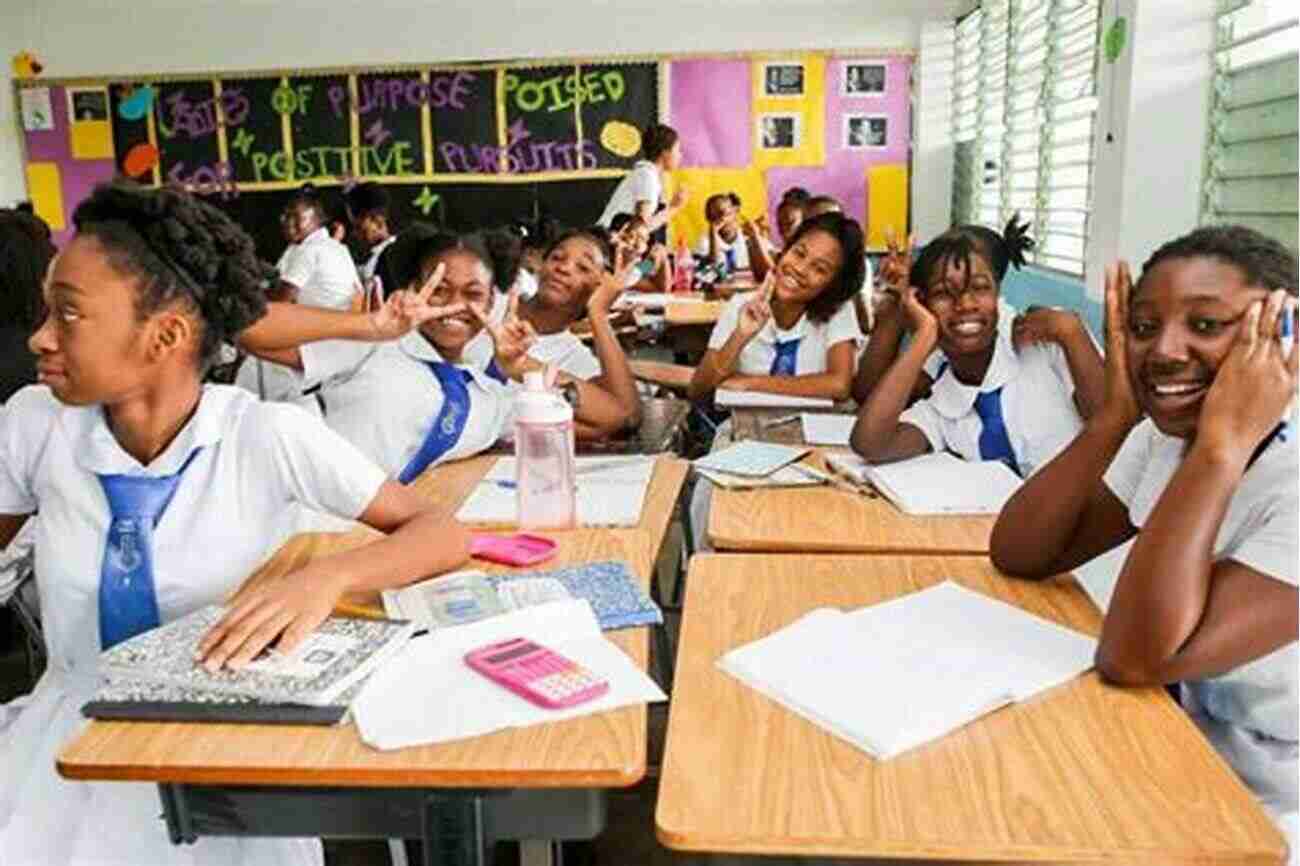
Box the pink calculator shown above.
[464,637,609,709]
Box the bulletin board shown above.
[14,48,911,259]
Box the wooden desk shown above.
[657,555,1286,863]
[664,299,724,327]
[59,529,663,864]
[729,404,855,446]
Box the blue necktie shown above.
[973,387,1019,474]
[398,363,474,484]
[770,338,801,376]
[97,448,203,649]
[724,247,737,273]
[484,357,508,384]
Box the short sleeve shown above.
[824,299,863,347]
[257,402,387,519]
[922,348,947,378]
[1226,489,1300,587]
[628,164,659,208]
[557,342,602,381]
[280,242,317,290]
[1103,421,1155,509]
[707,295,746,351]
[0,386,57,514]
[899,397,946,454]
[299,340,376,390]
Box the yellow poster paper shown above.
[867,163,909,252]
[70,119,114,160]
[751,55,826,170]
[25,162,65,231]
[666,167,769,250]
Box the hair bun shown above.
[1002,212,1035,270]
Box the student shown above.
[277,184,361,311]
[688,211,866,404]
[345,182,397,299]
[610,213,670,292]
[0,181,470,866]
[850,218,1104,478]
[0,209,56,403]
[462,227,642,438]
[597,123,688,235]
[746,186,809,283]
[852,225,1025,404]
[693,192,751,274]
[991,226,1298,860]
[795,195,877,335]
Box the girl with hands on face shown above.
[849,215,1103,476]
[990,227,1298,856]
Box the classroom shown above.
[0,1,1296,864]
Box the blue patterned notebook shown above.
[484,560,663,631]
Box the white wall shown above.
[1085,0,1216,300]
[0,0,955,208]
[912,20,955,241]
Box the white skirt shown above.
[0,669,322,866]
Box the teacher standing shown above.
[597,123,689,235]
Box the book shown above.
[382,569,506,628]
[456,457,655,527]
[800,413,856,446]
[824,451,1021,515]
[715,389,834,409]
[693,441,810,478]
[718,580,1096,759]
[695,462,829,490]
[1071,539,1135,613]
[96,605,416,707]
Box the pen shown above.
[760,413,800,429]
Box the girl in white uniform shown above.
[992,225,1299,863]
[851,217,1105,478]
[238,227,637,475]
[461,227,643,441]
[0,182,471,866]
[686,212,867,546]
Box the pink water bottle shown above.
[673,239,695,293]
[514,371,577,530]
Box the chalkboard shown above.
[287,74,353,183]
[503,65,583,175]
[153,80,222,185]
[430,69,499,175]
[227,76,289,185]
[353,72,425,179]
[109,81,154,181]
[580,62,659,170]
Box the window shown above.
[951,0,1101,276]
[1202,0,1298,253]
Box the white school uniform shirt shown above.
[230,241,313,402]
[0,384,383,866]
[597,159,662,228]
[707,291,861,376]
[298,330,511,477]
[358,235,396,284]
[693,232,751,271]
[281,227,360,311]
[899,329,1082,477]
[1103,413,1299,843]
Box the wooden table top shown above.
[657,554,1286,863]
[409,454,689,549]
[729,405,856,446]
[665,300,724,327]
[59,528,660,789]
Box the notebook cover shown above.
[483,560,662,631]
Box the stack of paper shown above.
[718,581,1096,759]
[715,390,834,409]
[353,599,666,749]
[824,451,1021,515]
[1071,539,1135,613]
[694,441,810,478]
[695,462,829,490]
[800,413,857,446]
[456,457,655,527]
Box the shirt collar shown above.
[301,226,330,246]
[397,331,494,388]
[368,236,396,260]
[758,310,810,345]
[928,330,1021,420]
[69,384,235,476]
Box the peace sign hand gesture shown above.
[367,263,465,340]
[735,273,775,343]
[588,243,636,317]
[877,225,915,292]
[468,284,538,380]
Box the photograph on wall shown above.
[20,87,54,131]
[844,114,887,149]
[762,63,805,97]
[759,113,801,150]
[843,62,887,96]
[67,86,110,122]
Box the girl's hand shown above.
[368,263,464,340]
[1012,306,1085,351]
[877,226,915,291]
[1196,291,1298,461]
[197,566,347,671]
[588,244,635,316]
[753,213,771,238]
[899,285,938,338]
[469,285,538,378]
[1100,261,1143,431]
[670,186,689,210]
[735,274,775,343]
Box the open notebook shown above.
[800,413,856,446]
[719,580,1096,759]
[714,389,834,409]
[456,456,655,527]
[824,451,1021,515]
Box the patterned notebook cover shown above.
[97,605,415,706]
[693,441,811,478]
[483,560,662,631]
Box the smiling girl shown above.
[0,182,470,866]
[850,218,1104,477]
[991,226,1298,860]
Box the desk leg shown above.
[422,793,488,866]
[159,782,196,845]
[519,839,561,866]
